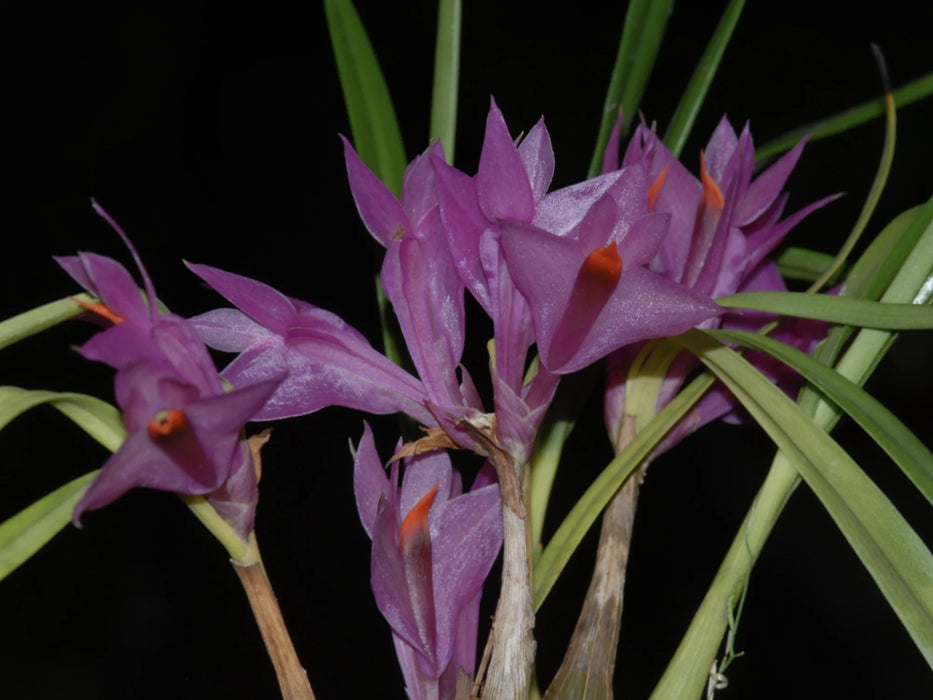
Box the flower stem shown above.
[481,461,536,699]
[233,547,316,700]
[543,414,640,698]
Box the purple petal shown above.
[430,481,502,671]
[189,308,273,353]
[341,135,411,246]
[476,98,534,222]
[353,423,394,539]
[186,262,298,337]
[518,117,554,201]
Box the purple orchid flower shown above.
[59,203,279,538]
[342,138,484,423]
[602,118,834,452]
[354,424,502,699]
[187,262,438,427]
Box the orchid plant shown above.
[4,1,933,698]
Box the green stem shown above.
[650,453,799,699]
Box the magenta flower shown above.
[603,118,834,452]
[342,138,484,423]
[354,424,502,699]
[59,203,279,538]
[187,262,439,426]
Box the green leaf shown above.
[756,70,933,164]
[678,329,933,671]
[774,246,838,282]
[709,328,933,507]
[806,88,896,293]
[663,0,745,158]
[429,0,461,163]
[0,471,99,582]
[0,295,90,352]
[324,0,407,194]
[655,204,933,698]
[0,387,126,452]
[588,0,674,177]
[533,372,715,611]
[716,292,933,329]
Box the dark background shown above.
[3,1,933,697]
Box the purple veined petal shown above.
[186,262,298,338]
[532,169,627,237]
[553,267,724,374]
[476,97,534,222]
[78,318,158,369]
[433,154,494,312]
[151,314,226,397]
[371,500,431,666]
[430,481,502,672]
[574,194,620,252]
[498,220,584,364]
[518,117,555,201]
[400,451,453,524]
[703,116,739,182]
[716,122,755,197]
[617,212,670,270]
[710,226,751,299]
[189,308,273,353]
[74,429,219,524]
[183,376,282,435]
[736,137,808,226]
[602,164,651,228]
[380,230,466,409]
[477,229,536,392]
[354,424,395,539]
[602,111,625,174]
[392,632,439,700]
[55,252,149,322]
[341,135,411,247]
[401,140,446,231]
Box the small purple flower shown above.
[59,203,279,538]
[187,262,438,427]
[354,424,502,699]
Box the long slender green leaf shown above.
[663,0,745,157]
[678,329,933,670]
[655,205,933,697]
[756,70,933,164]
[716,292,933,329]
[774,246,838,282]
[324,0,407,194]
[0,471,99,582]
[429,0,461,163]
[588,0,673,177]
[533,372,715,611]
[0,387,126,452]
[0,295,90,352]
[808,87,896,293]
[710,328,933,506]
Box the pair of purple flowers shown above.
[61,99,828,698]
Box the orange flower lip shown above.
[398,483,439,553]
[147,409,189,439]
[580,241,623,285]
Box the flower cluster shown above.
[64,99,827,698]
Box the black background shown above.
[3,1,933,697]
